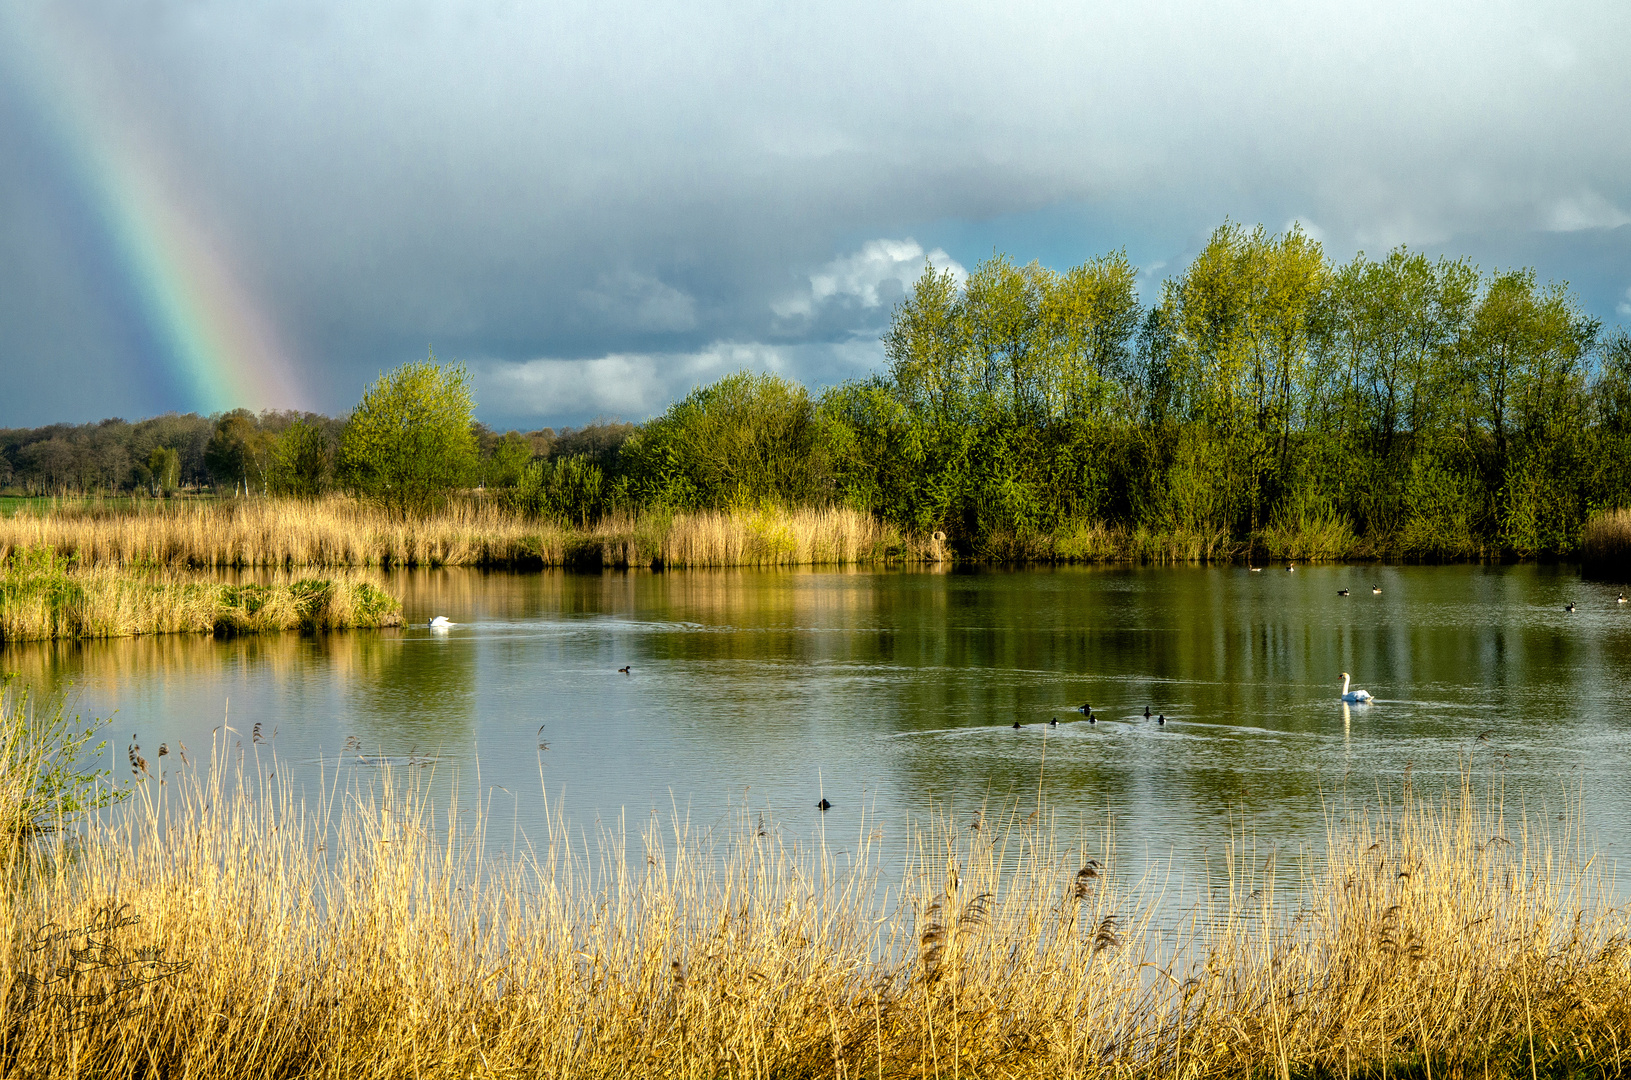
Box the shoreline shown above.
[3,495,1624,571]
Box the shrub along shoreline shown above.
[0,548,402,642]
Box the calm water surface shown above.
[7,564,1630,888]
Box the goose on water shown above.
[1619,594,1627,604]
[1566,603,1577,613]
[1372,585,1382,595]
[1338,588,1349,596]
[1340,673,1372,704]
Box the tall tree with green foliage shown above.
[205,410,275,496]
[482,431,535,489]
[271,419,333,498]
[147,446,181,497]
[620,372,829,510]
[338,356,479,513]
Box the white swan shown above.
[1340,672,1372,704]
[428,616,454,630]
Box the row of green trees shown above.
[604,223,1629,557]
[7,220,1628,557]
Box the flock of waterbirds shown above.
[1007,701,1172,735]
[1259,570,1617,613]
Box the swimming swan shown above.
[1340,672,1372,704]
[428,616,454,630]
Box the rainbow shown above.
[0,6,307,415]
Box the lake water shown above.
[7,563,1630,891]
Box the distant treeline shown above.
[0,408,630,501]
[7,220,1631,560]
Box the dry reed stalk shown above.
[1582,508,1631,574]
[0,498,915,570]
[0,554,402,642]
[655,507,902,568]
[2,760,1626,1078]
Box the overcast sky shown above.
[2,0,1629,429]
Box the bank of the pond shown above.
[0,550,401,642]
[3,754,1627,1080]
[0,494,1534,572]
[0,497,918,569]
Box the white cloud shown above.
[1542,192,1631,233]
[1284,217,1326,243]
[475,345,769,420]
[473,339,886,423]
[1617,286,1631,318]
[773,239,967,320]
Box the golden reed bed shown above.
[0,551,402,642]
[0,498,912,569]
[3,752,1627,1079]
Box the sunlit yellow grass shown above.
[0,497,913,569]
[3,755,1627,1078]
[2,496,1620,569]
[0,552,402,642]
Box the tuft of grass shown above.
[2,760,1626,1078]
[0,548,403,642]
[1253,507,1365,562]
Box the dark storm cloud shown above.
[2,0,1629,426]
